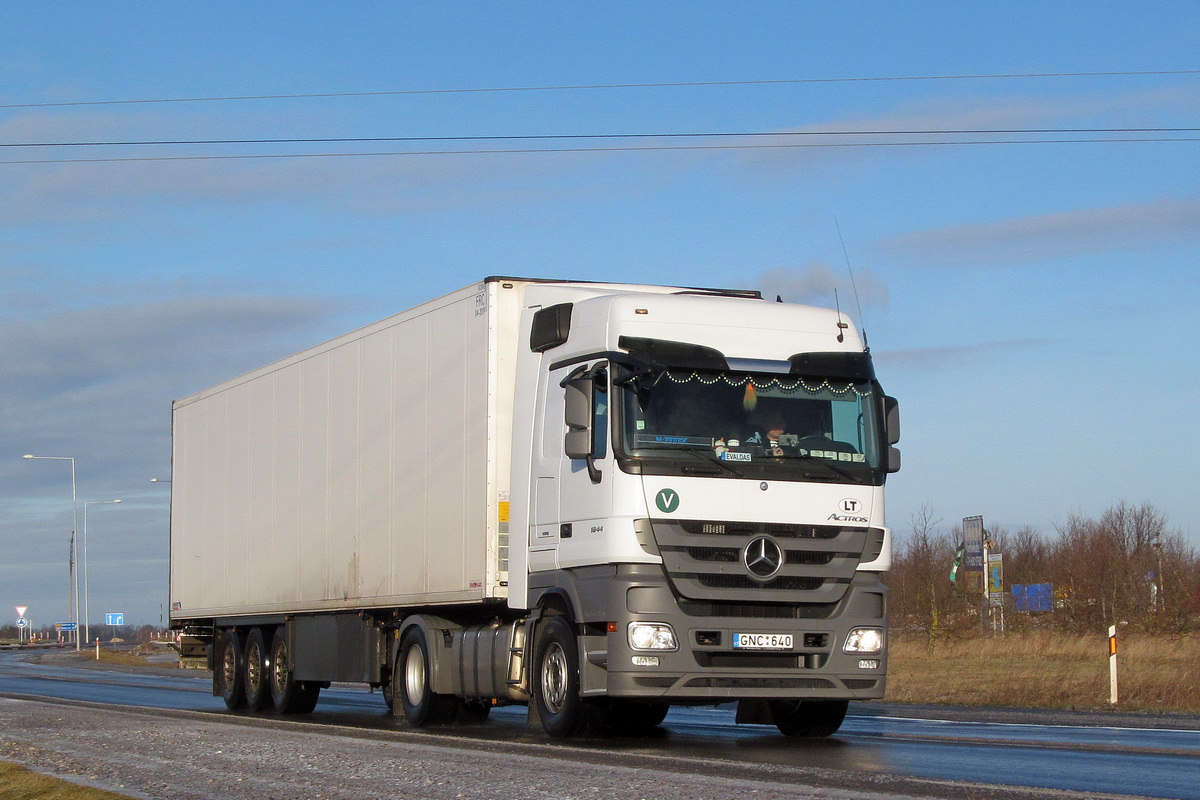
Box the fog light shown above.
[843,628,883,654]
[628,622,678,651]
[858,659,880,670]
[632,655,660,667]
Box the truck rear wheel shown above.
[268,627,319,714]
[397,628,456,726]
[769,698,848,737]
[243,627,270,711]
[216,630,247,710]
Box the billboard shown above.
[962,515,985,594]
[1013,583,1054,612]
[988,553,1004,607]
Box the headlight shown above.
[628,622,678,652]
[843,628,884,654]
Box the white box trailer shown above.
[170,277,900,737]
[171,281,512,618]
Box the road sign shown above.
[16,606,28,618]
[106,613,124,626]
[58,622,78,632]
[16,617,28,629]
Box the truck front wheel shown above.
[769,698,849,737]
[397,628,456,726]
[533,615,590,738]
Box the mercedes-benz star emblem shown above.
[743,536,784,580]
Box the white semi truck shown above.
[169,277,900,737]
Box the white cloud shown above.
[875,196,1200,267]
[874,339,1047,372]
[0,293,344,491]
[749,261,890,315]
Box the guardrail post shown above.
[1108,625,1118,705]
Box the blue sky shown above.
[3,3,1198,626]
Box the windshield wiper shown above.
[790,454,859,483]
[678,446,746,478]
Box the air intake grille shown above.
[652,519,880,604]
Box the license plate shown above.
[733,633,793,650]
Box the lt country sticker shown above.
[655,488,680,514]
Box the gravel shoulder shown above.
[5,649,1191,800]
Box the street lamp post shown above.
[82,499,122,646]
[23,454,80,651]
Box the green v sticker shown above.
[655,489,680,514]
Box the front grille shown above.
[679,600,838,620]
[653,519,877,604]
[700,653,799,669]
[680,520,843,539]
[698,574,826,592]
[686,547,834,566]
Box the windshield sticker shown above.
[721,451,752,462]
[636,434,713,447]
[803,449,866,462]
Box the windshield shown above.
[616,367,885,484]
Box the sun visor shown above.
[787,351,876,382]
[617,336,727,370]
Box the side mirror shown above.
[884,396,900,445]
[884,396,901,474]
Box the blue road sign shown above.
[105,613,124,626]
[58,622,77,632]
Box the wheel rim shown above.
[271,642,288,695]
[246,642,262,692]
[541,642,569,714]
[221,642,237,691]
[404,643,426,704]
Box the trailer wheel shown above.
[268,627,320,714]
[216,630,247,710]
[243,627,270,711]
[769,699,848,737]
[397,628,456,726]
[533,615,589,738]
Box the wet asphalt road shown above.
[2,648,1199,799]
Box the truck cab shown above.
[508,284,899,736]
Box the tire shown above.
[533,615,592,738]
[607,700,669,736]
[770,699,849,737]
[397,628,456,726]
[268,627,320,714]
[243,627,270,711]
[216,630,247,710]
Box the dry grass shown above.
[888,631,1200,712]
[45,645,178,670]
[0,761,133,800]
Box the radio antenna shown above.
[834,216,868,350]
